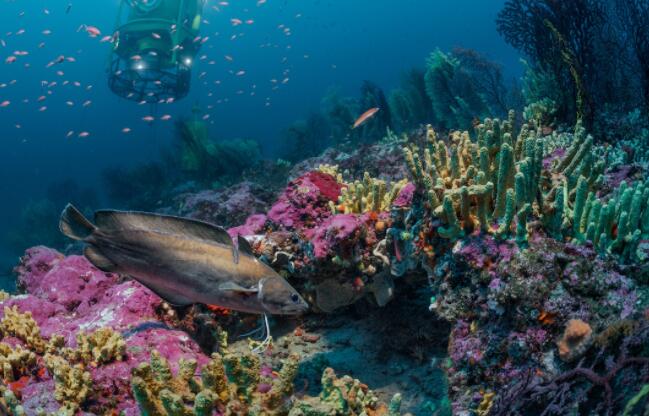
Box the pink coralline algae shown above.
[7,246,210,414]
[308,214,362,259]
[453,235,518,275]
[449,320,484,366]
[267,171,342,229]
[228,213,268,238]
[392,182,416,208]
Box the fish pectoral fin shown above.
[218,281,259,294]
[84,246,117,272]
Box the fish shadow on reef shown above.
[178,271,452,414]
[289,273,451,415]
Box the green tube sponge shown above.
[586,221,597,243]
[389,393,402,416]
[427,189,440,210]
[355,184,365,213]
[586,201,601,243]
[598,232,610,253]
[437,140,448,174]
[460,186,472,232]
[616,186,634,224]
[514,124,529,159]
[527,138,543,207]
[563,135,593,178]
[372,182,381,212]
[628,188,645,233]
[516,203,531,245]
[479,147,490,183]
[613,211,630,251]
[514,171,527,211]
[547,186,564,240]
[450,145,460,179]
[572,176,588,239]
[477,182,494,232]
[641,195,649,237]
[493,143,513,218]
[595,202,614,243]
[556,124,586,173]
[579,192,595,235]
[438,195,462,240]
[496,189,515,237]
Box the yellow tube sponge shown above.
[74,327,126,365]
[43,353,92,414]
[1,306,46,354]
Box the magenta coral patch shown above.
[309,214,361,259]
[392,182,416,208]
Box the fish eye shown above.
[291,294,300,303]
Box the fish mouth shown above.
[280,302,310,315]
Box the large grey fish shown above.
[59,204,309,315]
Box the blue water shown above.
[0,0,519,280]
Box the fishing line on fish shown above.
[240,313,270,338]
[251,314,272,354]
[239,323,265,338]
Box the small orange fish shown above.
[352,107,380,129]
[207,304,231,315]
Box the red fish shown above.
[352,107,380,129]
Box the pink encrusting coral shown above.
[5,246,211,414]
[308,214,362,259]
[267,171,342,229]
[228,213,268,238]
[392,182,416,208]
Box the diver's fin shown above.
[94,210,233,246]
[237,235,254,256]
[219,281,259,293]
[60,204,96,241]
[83,246,117,272]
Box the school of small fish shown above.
[0,0,323,141]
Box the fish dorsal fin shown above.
[94,210,233,246]
[237,235,254,256]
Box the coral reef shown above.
[174,181,274,228]
[0,246,403,415]
[224,109,649,414]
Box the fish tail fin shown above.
[60,204,95,240]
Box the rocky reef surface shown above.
[4,114,649,415]
[0,246,406,415]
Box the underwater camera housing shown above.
[108,0,205,103]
